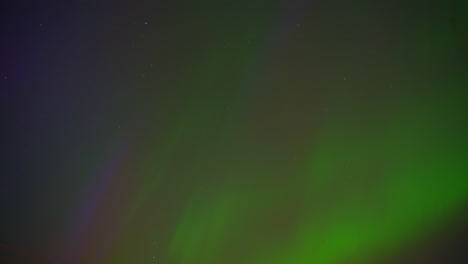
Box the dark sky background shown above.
[1,1,467,263]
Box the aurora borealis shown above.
[1,1,467,263]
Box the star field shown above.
[0,1,467,264]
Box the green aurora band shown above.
[51,1,468,264]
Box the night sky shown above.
[1,1,467,264]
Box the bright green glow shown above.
[283,112,467,264]
[168,83,468,264]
